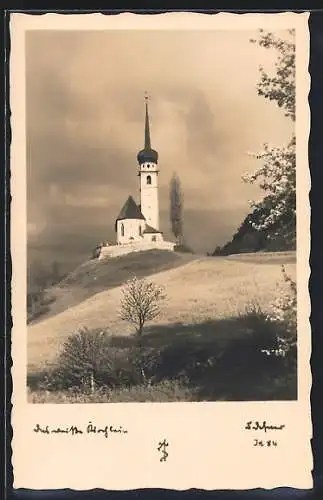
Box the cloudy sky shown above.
[26,28,294,268]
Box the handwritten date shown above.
[254,439,278,447]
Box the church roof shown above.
[137,96,159,165]
[143,224,162,234]
[116,195,145,221]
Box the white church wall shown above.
[143,232,163,243]
[116,219,146,245]
[98,240,175,260]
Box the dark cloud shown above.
[26,29,294,268]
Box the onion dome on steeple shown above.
[137,93,159,165]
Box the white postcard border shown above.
[10,12,312,491]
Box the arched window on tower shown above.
[139,225,142,237]
[121,223,124,237]
[147,175,152,185]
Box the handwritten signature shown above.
[245,420,285,432]
[33,422,128,438]
[157,439,169,462]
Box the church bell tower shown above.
[137,94,160,231]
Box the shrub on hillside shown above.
[141,300,297,400]
[219,306,287,369]
[54,328,124,392]
[201,304,296,400]
[127,346,162,385]
[38,329,160,392]
[240,295,297,370]
[262,265,297,362]
[267,265,297,332]
[153,306,282,380]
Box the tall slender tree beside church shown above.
[170,173,184,245]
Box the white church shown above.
[97,96,175,260]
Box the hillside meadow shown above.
[29,250,195,323]
[27,250,297,402]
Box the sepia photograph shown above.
[25,25,298,404]
[10,12,312,491]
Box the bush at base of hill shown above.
[28,300,297,402]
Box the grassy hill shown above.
[28,250,296,375]
[29,250,196,324]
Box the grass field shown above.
[30,249,195,324]
[28,250,296,385]
[28,380,196,403]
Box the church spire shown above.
[137,92,159,165]
[144,92,151,150]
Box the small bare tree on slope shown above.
[119,276,166,339]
